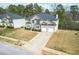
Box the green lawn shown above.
[0,28,18,45]
[46,30,79,55]
[0,28,16,36]
[0,28,37,41]
[0,28,37,46]
[5,29,37,41]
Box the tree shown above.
[23,3,34,16]
[56,4,65,28]
[34,3,43,14]
[70,5,78,20]
[24,3,43,16]
[28,3,34,16]
[7,4,25,16]
[51,3,57,14]
[0,7,6,14]
[7,5,17,13]
[16,4,25,16]
[45,9,50,14]
[4,3,43,17]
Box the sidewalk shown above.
[23,32,52,54]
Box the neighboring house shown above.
[25,13,59,32]
[0,13,25,28]
[0,12,59,32]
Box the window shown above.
[42,22,47,25]
[32,20,34,23]
[37,20,40,24]
[36,26,39,28]
[34,19,40,24]
[9,20,13,23]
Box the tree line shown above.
[0,3,44,17]
[53,4,79,30]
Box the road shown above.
[0,43,34,55]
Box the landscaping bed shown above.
[46,30,79,55]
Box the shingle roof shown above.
[0,14,5,19]
[0,13,24,19]
[26,13,57,21]
[25,16,34,20]
[36,13,56,21]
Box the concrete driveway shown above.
[0,43,34,55]
[23,32,52,54]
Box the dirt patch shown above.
[46,30,79,55]
[5,29,37,41]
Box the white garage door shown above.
[41,26,55,32]
[48,27,55,32]
[13,19,25,28]
[41,27,47,32]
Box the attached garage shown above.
[13,19,25,28]
[47,26,55,32]
[41,25,55,32]
[41,27,47,32]
[41,21,57,32]
[0,13,26,28]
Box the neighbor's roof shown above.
[26,13,57,21]
[0,13,24,19]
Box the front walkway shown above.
[23,32,52,54]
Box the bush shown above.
[0,28,15,35]
[25,27,31,30]
[7,26,14,29]
[0,26,5,28]
[32,28,41,32]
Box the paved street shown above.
[0,43,33,55]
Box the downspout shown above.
[31,19,33,31]
[46,19,48,32]
[55,14,59,31]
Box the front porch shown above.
[25,23,41,31]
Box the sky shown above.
[0,3,52,9]
[0,3,79,11]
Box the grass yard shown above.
[46,30,79,55]
[0,28,16,36]
[0,28,37,45]
[2,28,37,41]
[0,37,16,44]
[0,27,4,31]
